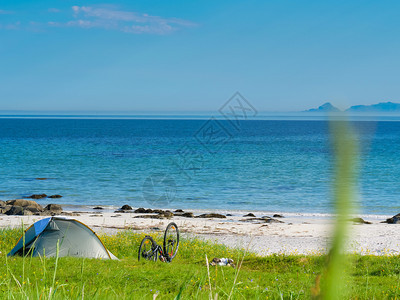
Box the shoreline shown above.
[58,203,395,220]
[1,208,398,256]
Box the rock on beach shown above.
[383,213,400,224]
[0,199,63,216]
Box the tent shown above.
[8,217,118,260]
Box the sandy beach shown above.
[1,209,398,256]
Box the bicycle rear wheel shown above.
[163,222,179,261]
[138,236,158,261]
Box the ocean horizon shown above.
[2,111,400,121]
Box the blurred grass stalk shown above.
[321,117,359,299]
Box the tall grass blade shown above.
[321,118,358,299]
[49,239,60,300]
[205,255,213,300]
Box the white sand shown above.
[0,210,398,256]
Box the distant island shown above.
[305,102,341,112]
[305,102,400,113]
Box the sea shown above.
[0,116,399,216]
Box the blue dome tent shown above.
[8,217,117,259]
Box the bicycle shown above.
[138,222,179,262]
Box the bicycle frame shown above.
[154,243,169,262]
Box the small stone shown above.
[243,213,256,217]
[121,205,132,210]
[60,212,80,216]
[349,217,372,224]
[261,216,284,223]
[48,195,63,199]
[175,209,184,213]
[181,212,194,218]
[159,211,173,218]
[93,206,103,210]
[241,217,284,224]
[134,214,165,219]
[27,194,47,199]
[174,211,193,217]
[44,204,63,214]
[273,214,284,218]
[134,207,154,213]
[195,213,226,219]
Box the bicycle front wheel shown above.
[138,236,158,262]
[163,222,179,261]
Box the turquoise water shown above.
[0,118,398,215]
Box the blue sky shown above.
[1,0,400,112]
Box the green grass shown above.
[1,227,400,299]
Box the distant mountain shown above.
[304,101,400,114]
[346,102,400,112]
[305,102,341,112]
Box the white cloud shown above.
[0,5,197,34]
[67,19,101,29]
[66,5,196,34]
